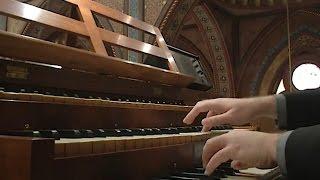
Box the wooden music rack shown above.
[0,0,194,87]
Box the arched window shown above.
[276,79,285,94]
[292,63,320,90]
[276,63,320,93]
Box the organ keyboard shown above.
[0,0,280,179]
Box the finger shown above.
[231,160,251,170]
[204,146,233,176]
[183,100,212,124]
[206,110,215,118]
[201,113,231,129]
[202,110,218,132]
[201,125,211,132]
[202,135,226,167]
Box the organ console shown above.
[0,0,281,179]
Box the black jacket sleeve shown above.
[284,88,320,130]
[285,124,320,179]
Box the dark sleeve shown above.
[285,124,320,179]
[284,88,320,130]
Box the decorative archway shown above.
[155,0,235,98]
[238,11,320,98]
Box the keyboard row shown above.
[0,90,191,111]
[154,162,280,180]
[1,125,233,140]
[55,130,229,157]
[0,86,185,105]
[154,161,241,180]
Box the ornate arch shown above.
[156,0,197,44]
[155,0,235,97]
[238,11,320,97]
[192,4,234,97]
[259,29,320,95]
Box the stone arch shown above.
[238,10,320,97]
[259,32,320,95]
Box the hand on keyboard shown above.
[202,130,279,176]
[183,96,277,131]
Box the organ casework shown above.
[0,0,317,179]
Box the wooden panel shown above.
[54,144,195,180]
[0,0,88,36]
[0,100,197,130]
[0,30,194,87]
[0,92,192,111]
[154,28,179,72]
[77,4,107,55]
[0,136,54,180]
[98,28,168,59]
[71,0,157,35]
[0,59,209,105]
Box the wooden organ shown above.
[0,0,280,179]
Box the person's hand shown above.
[203,130,279,175]
[183,96,277,131]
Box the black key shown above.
[191,168,205,173]
[2,130,41,137]
[50,91,63,96]
[160,128,179,134]
[39,130,60,140]
[53,90,65,97]
[92,129,107,137]
[189,126,200,132]
[120,129,134,136]
[103,129,133,137]
[177,127,194,133]
[152,128,162,135]
[191,168,226,178]
[173,172,215,179]
[211,125,233,130]
[131,128,147,136]
[194,126,202,132]
[219,161,232,168]
[19,88,26,93]
[159,128,174,134]
[211,126,220,130]
[167,176,198,180]
[218,161,239,174]
[104,129,122,137]
[144,128,155,135]
[222,125,233,130]
[80,129,95,138]
[58,130,82,138]
[216,166,238,176]
[5,87,20,93]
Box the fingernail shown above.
[204,170,209,176]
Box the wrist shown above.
[253,96,277,119]
[267,133,279,165]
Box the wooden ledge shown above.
[0,30,194,87]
